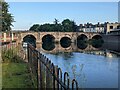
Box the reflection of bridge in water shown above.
[36,42,120,57]
[36,43,101,53]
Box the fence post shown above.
[46,58,49,88]
[52,63,55,90]
[39,53,43,89]
[54,65,58,89]
[72,79,78,90]
[27,43,29,62]
[37,52,40,89]
[57,68,62,90]
[64,72,70,90]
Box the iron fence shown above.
[27,43,79,89]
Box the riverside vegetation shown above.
[2,46,35,88]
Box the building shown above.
[78,22,120,34]
[106,22,120,34]
[78,23,105,33]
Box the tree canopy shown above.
[0,1,14,31]
[29,19,77,32]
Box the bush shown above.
[2,48,24,63]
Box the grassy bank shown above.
[2,63,34,88]
[2,46,35,88]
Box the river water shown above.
[36,42,120,88]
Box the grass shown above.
[2,46,35,89]
[2,62,34,88]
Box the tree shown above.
[0,1,2,30]
[53,18,62,32]
[38,24,54,32]
[62,19,76,32]
[29,24,39,32]
[71,20,77,32]
[29,19,77,32]
[1,1,14,31]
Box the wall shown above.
[102,34,120,43]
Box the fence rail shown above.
[27,44,79,89]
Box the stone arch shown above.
[91,35,104,48]
[76,34,88,50]
[23,34,36,47]
[42,34,55,43]
[60,36,71,48]
[59,34,72,42]
[64,34,72,38]
[21,33,37,41]
[77,34,88,41]
[92,35,103,40]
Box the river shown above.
[36,42,119,88]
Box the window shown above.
[110,26,113,29]
[117,26,120,29]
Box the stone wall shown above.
[102,34,120,43]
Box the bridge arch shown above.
[42,34,55,43]
[91,35,104,48]
[23,34,36,47]
[60,36,71,48]
[64,34,72,39]
[92,35,103,40]
[77,34,88,41]
[42,42,55,51]
[77,34,88,50]
[59,34,72,41]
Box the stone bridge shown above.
[17,31,102,44]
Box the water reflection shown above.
[36,42,119,88]
[60,37,71,48]
[91,40,104,48]
[38,41,120,55]
[42,42,55,51]
[36,42,120,63]
[38,42,103,55]
[77,41,88,50]
[91,35,104,48]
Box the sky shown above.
[8,2,118,30]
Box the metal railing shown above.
[27,44,79,89]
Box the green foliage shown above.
[2,48,23,63]
[39,24,55,32]
[1,1,14,31]
[62,19,77,32]
[29,24,40,31]
[2,46,35,88]
[29,18,77,32]
[2,63,34,88]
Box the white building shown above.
[79,26,105,33]
[106,23,120,34]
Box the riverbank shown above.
[2,62,34,88]
[1,44,35,89]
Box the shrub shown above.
[2,48,24,63]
